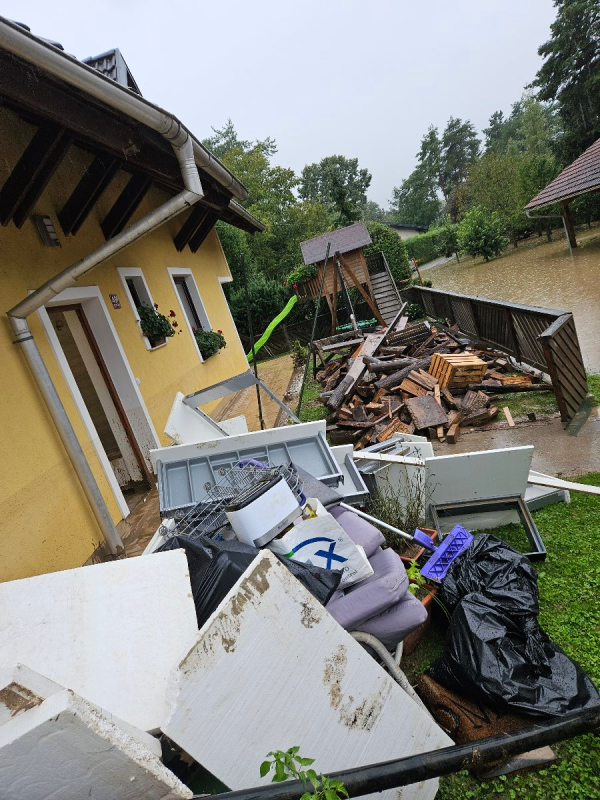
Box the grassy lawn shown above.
[403,474,600,800]
[297,373,328,422]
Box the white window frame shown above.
[117,267,168,351]
[167,267,212,363]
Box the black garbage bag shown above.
[428,535,600,718]
[157,535,341,628]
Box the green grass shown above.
[297,374,329,422]
[403,474,600,799]
[496,372,599,424]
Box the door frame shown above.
[38,285,161,519]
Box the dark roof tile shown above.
[300,222,372,265]
[526,137,600,209]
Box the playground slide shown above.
[246,295,298,362]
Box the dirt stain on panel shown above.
[0,683,42,717]
[323,646,347,709]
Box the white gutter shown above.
[2,17,215,554]
[0,16,248,202]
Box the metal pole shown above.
[296,243,330,416]
[197,705,600,800]
[241,253,265,430]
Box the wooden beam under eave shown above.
[561,200,577,251]
[58,155,118,236]
[0,123,70,227]
[101,173,152,239]
[173,207,208,252]
[189,211,219,253]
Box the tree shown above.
[362,200,387,222]
[389,165,441,228]
[205,121,334,284]
[299,156,372,226]
[440,117,480,200]
[483,111,508,154]
[363,222,411,284]
[466,150,528,246]
[532,0,600,162]
[457,206,507,262]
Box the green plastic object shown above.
[247,295,298,362]
[335,318,377,332]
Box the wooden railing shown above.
[403,286,590,428]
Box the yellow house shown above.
[0,19,265,581]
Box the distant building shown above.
[386,222,428,240]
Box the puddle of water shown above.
[425,231,600,373]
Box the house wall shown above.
[0,108,249,581]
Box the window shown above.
[117,267,165,350]
[167,268,211,361]
[174,277,203,331]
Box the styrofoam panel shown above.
[0,664,191,800]
[150,420,327,467]
[164,392,227,444]
[426,446,533,506]
[164,551,452,800]
[0,551,198,732]
[219,416,248,435]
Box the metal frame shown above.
[182,371,301,423]
[428,494,546,561]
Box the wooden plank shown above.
[398,378,428,397]
[528,471,600,497]
[405,395,448,430]
[327,331,387,410]
[504,407,515,427]
[58,154,118,235]
[101,172,152,239]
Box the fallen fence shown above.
[198,704,600,800]
[402,286,590,429]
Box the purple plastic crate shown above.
[419,525,473,583]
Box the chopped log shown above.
[378,346,408,356]
[337,406,353,419]
[362,356,415,374]
[352,406,368,422]
[372,388,390,403]
[397,378,428,397]
[365,401,384,412]
[405,395,448,430]
[468,383,553,394]
[375,357,433,390]
[445,410,464,428]
[412,334,436,357]
[327,330,388,409]
[441,387,460,410]
[336,419,376,429]
[327,372,355,410]
[503,407,515,427]
[500,375,532,386]
[486,369,506,381]
[460,406,499,427]
[446,421,462,444]
[323,369,341,392]
[377,418,413,442]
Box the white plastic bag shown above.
[268,499,373,588]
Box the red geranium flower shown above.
[293,284,298,289]
[172,321,178,328]
[217,330,223,334]
[169,310,176,317]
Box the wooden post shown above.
[338,254,386,327]
[561,200,577,252]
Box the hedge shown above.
[404,229,445,265]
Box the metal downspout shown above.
[7,137,203,555]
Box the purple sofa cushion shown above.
[329,506,385,558]
[356,591,428,649]
[326,547,408,630]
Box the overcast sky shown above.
[3,0,557,206]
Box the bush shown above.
[364,221,411,283]
[137,304,175,347]
[194,329,226,359]
[228,274,315,337]
[285,264,317,287]
[457,206,508,262]
[405,230,443,265]
[406,303,424,321]
[291,339,308,368]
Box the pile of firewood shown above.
[315,320,550,448]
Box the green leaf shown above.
[259,761,271,778]
[287,746,300,755]
[273,761,288,782]
[297,757,315,766]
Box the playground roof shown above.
[300,222,372,265]
[526,137,600,209]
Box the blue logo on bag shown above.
[290,537,348,570]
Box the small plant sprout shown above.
[260,747,348,800]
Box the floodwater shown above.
[425,230,600,372]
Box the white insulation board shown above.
[164,551,452,800]
[0,550,198,732]
[0,664,191,800]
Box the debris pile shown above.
[315,320,551,446]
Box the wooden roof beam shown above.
[189,211,219,252]
[58,154,118,236]
[100,172,152,239]
[0,122,71,227]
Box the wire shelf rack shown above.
[160,461,304,543]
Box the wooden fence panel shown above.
[540,314,590,425]
[403,286,589,427]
